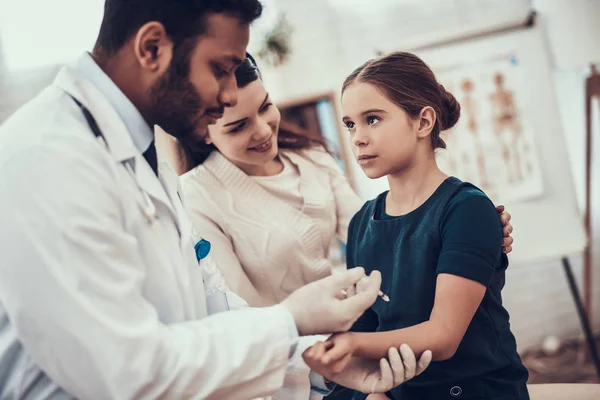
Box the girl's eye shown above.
[367,115,380,125]
[344,121,355,131]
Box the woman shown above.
[177,54,367,308]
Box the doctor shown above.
[0,1,430,399]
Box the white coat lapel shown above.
[158,156,191,246]
[52,62,178,223]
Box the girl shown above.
[305,52,529,400]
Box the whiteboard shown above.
[415,26,586,264]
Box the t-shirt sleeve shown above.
[436,188,504,287]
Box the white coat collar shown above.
[75,52,154,154]
[158,154,192,246]
[52,54,185,236]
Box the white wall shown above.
[0,1,103,122]
[259,0,600,351]
[0,0,103,71]
[0,65,61,122]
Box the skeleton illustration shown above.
[489,72,530,182]
[461,79,489,189]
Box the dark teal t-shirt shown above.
[331,177,529,400]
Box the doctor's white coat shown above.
[0,58,303,399]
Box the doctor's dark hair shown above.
[94,0,263,55]
[342,51,460,150]
[178,54,328,170]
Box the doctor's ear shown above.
[133,22,173,74]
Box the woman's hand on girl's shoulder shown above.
[495,205,514,254]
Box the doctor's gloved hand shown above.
[282,267,381,336]
[304,343,432,394]
[302,334,356,376]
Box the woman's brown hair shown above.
[178,53,327,171]
[342,51,460,149]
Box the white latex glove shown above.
[282,267,382,336]
[329,345,432,394]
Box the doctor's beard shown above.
[148,58,207,142]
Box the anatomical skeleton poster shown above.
[434,55,544,203]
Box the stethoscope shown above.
[69,94,212,260]
[69,94,157,223]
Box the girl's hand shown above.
[495,205,513,254]
[302,333,356,376]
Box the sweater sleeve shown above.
[303,147,362,244]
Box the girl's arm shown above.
[324,190,504,363]
[349,273,486,360]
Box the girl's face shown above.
[205,79,281,174]
[341,82,433,179]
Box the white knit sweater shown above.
[180,147,363,308]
